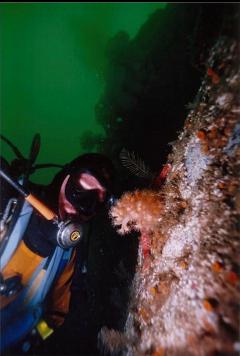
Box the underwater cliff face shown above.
[105,35,240,356]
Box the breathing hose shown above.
[0,168,56,221]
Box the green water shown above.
[0,3,166,183]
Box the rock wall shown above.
[104,36,240,355]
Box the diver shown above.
[27,153,116,329]
[0,144,115,353]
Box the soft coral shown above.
[110,189,165,268]
[110,189,164,235]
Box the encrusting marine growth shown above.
[103,36,240,355]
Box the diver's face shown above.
[58,173,106,221]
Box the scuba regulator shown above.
[0,169,83,250]
[56,220,83,249]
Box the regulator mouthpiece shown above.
[57,221,83,249]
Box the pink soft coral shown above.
[110,189,164,235]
